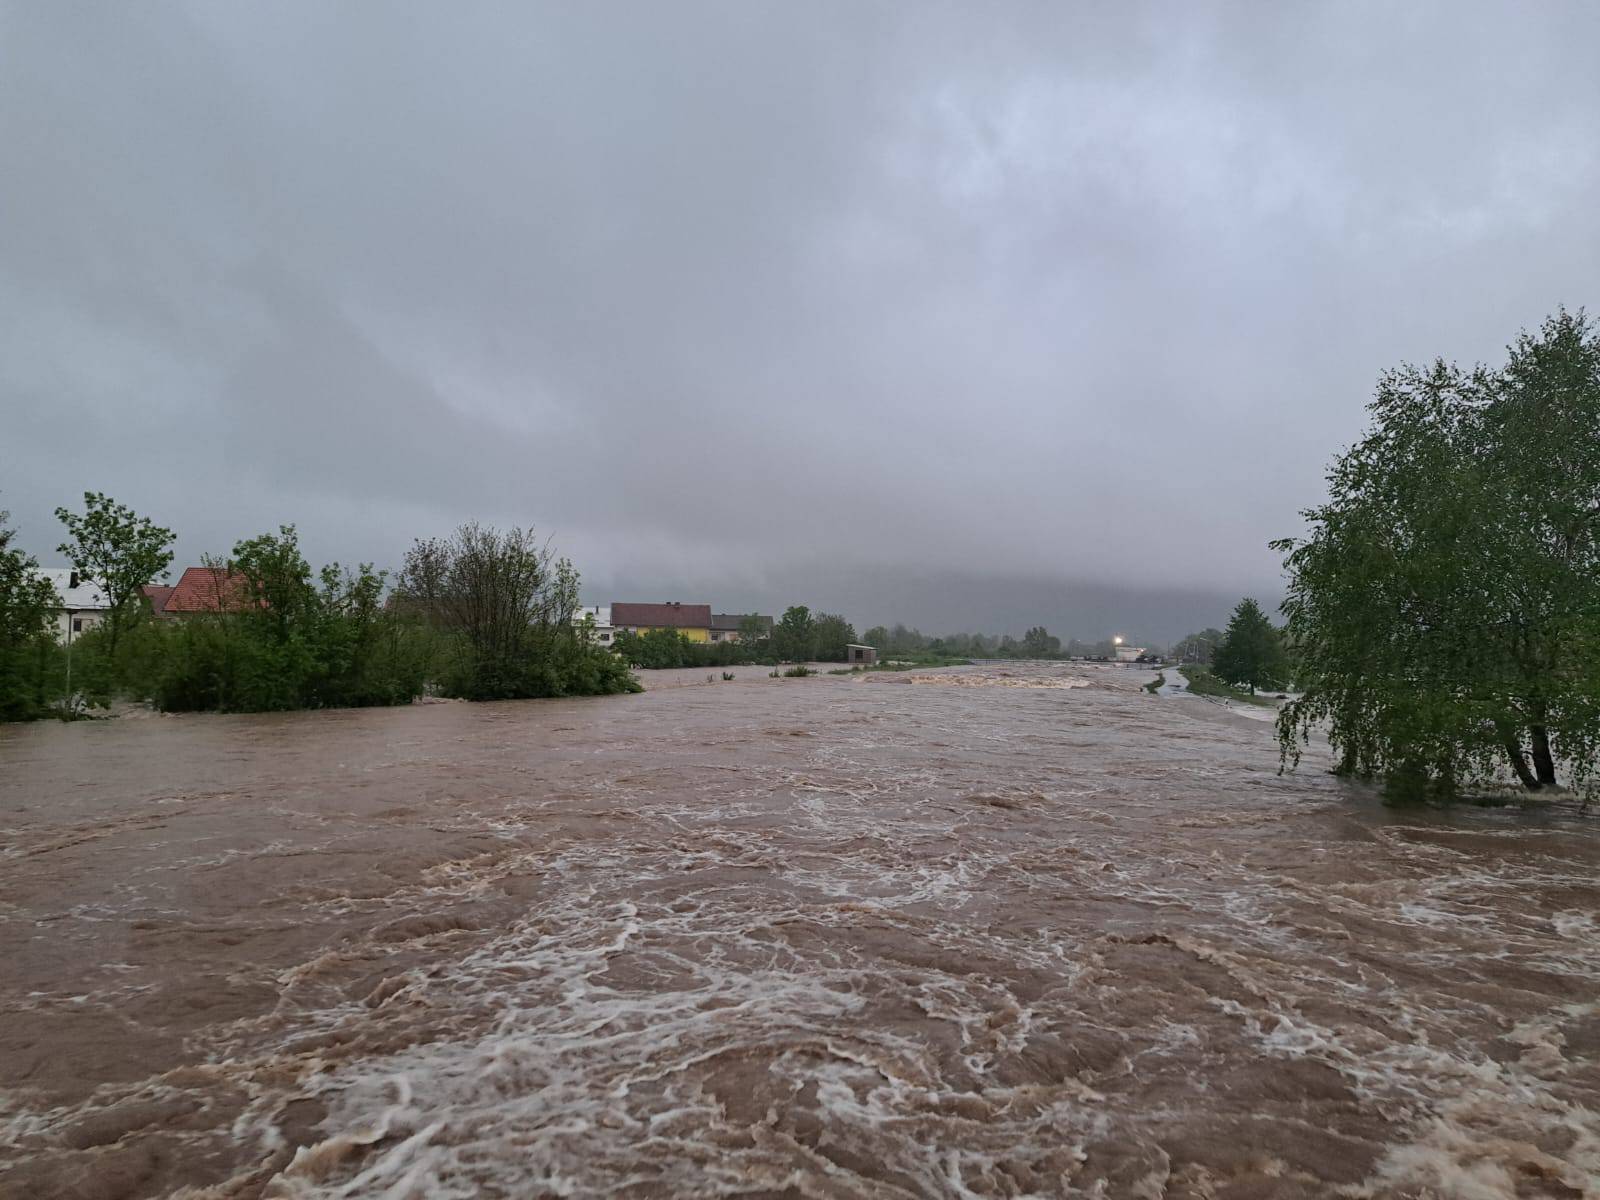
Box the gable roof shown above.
[710,612,772,631]
[38,568,112,611]
[611,602,712,629]
[141,584,176,616]
[164,567,255,614]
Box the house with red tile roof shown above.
[155,567,256,616]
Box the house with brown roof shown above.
[140,584,175,617]
[611,602,712,642]
[709,613,772,644]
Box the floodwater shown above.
[1,662,1596,1199]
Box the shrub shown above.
[396,523,638,701]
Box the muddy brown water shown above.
[1,663,1596,1199]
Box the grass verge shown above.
[1178,665,1278,706]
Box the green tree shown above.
[0,509,61,720]
[1211,599,1288,695]
[614,627,690,669]
[1173,628,1225,664]
[737,614,772,656]
[886,623,924,655]
[1276,309,1600,800]
[141,526,428,713]
[397,522,634,700]
[811,612,856,661]
[1021,626,1061,657]
[862,625,889,650]
[232,525,314,637]
[55,492,174,658]
[774,605,816,662]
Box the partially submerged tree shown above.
[54,492,173,657]
[737,614,772,655]
[0,509,61,720]
[811,612,857,662]
[1212,599,1288,695]
[1276,309,1600,800]
[773,605,816,663]
[397,522,634,699]
[145,525,425,712]
[1021,626,1061,658]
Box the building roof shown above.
[38,568,112,611]
[710,612,772,631]
[164,566,255,614]
[141,584,176,616]
[611,602,712,629]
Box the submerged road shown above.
[1,662,1596,1198]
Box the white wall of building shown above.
[573,604,615,644]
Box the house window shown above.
[72,618,84,633]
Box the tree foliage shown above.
[1172,628,1225,664]
[54,492,174,656]
[613,628,760,669]
[811,612,857,662]
[736,615,772,653]
[773,605,816,662]
[126,526,429,712]
[1276,309,1600,800]
[1212,599,1288,695]
[397,522,636,700]
[1021,626,1062,657]
[860,622,1074,661]
[0,509,61,721]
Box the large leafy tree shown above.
[1021,626,1061,657]
[54,492,174,657]
[773,605,816,662]
[1212,599,1288,695]
[397,522,631,700]
[811,612,857,661]
[1,509,61,720]
[737,614,771,652]
[1276,310,1600,800]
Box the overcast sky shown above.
[4,3,1597,640]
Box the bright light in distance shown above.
[1113,636,1123,645]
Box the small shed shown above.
[846,644,877,665]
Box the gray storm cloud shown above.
[3,2,1598,638]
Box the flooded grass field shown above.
[2,663,1596,1199]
